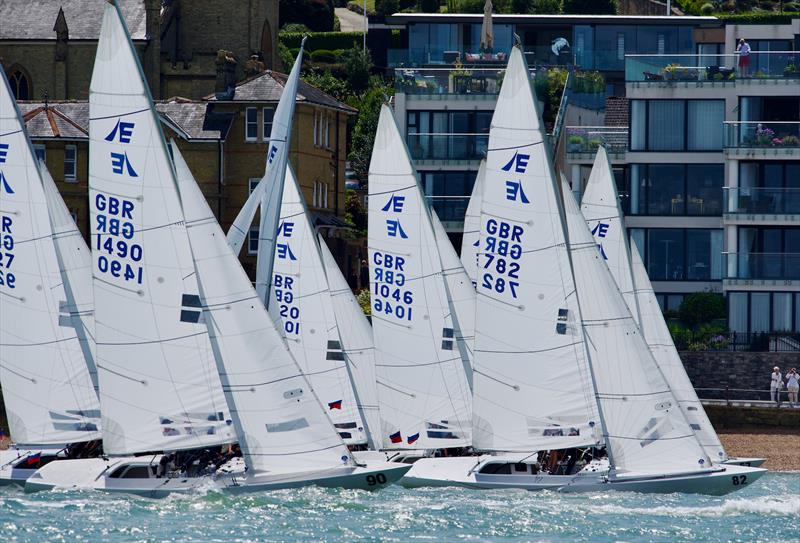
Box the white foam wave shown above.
[592,496,800,518]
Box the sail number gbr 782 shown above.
[481,218,522,299]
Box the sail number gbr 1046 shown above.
[372,251,413,321]
[94,194,143,284]
[481,218,522,299]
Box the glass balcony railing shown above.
[726,253,800,280]
[724,187,800,215]
[724,121,800,150]
[625,52,800,82]
[426,196,471,225]
[564,126,628,154]
[407,133,488,161]
[388,46,573,68]
[395,67,531,96]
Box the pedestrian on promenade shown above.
[736,38,751,77]
[770,366,782,407]
[785,368,799,408]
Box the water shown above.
[0,473,797,542]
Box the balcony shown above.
[407,133,488,163]
[395,67,510,98]
[726,253,800,281]
[625,52,800,83]
[724,187,800,217]
[564,126,628,157]
[724,121,800,158]
[388,46,571,69]
[427,196,470,230]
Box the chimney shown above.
[214,50,238,100]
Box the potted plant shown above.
[783,62,800,78]
[567,133,586,152]
[781,134,800,146]
[449,59,473,93]
[754,126,775,146]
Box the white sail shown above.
[0,68,101,446]
[40,165,99,393]
[318,236,381,450]
[579,147,640,324]
[271,166,368,445]
[561,178,710,476]
[227,43,306,314]
[171,141,354,473]
[89,3,234,454]
[630,245,727,462]
[473,47,599,452]
[431,209,474,390]
[460,159,485,287]
[368,105,472,450]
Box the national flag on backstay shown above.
[407,433,419,445]
[389,431,402,444]
[328,400,343,410]
[26,452,41,466]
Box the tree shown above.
[348,80,393,182]
[376,0,400,16]
[678,292,726,330]
[344,47,374,93]
[345,189,368,235]
[562,0,616,14]
[279,0,335,32]
[420,0,440,12]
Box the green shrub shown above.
[344,47,373,92]
[669,322,693,350]
[678,291,726,330]
[310,49,339,63]
[279,31,364,51]
[357,289,371,316]
[715,11,800,24]
[420,0,440,12]
[280,22,312,33]
[376,0,400,15]
[700,2,715,13]
[563,0,617,13]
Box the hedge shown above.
[715,11,800,24]
[279,31,364,51]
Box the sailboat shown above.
[0,66,103,486]
[579,148,764,468]
[400,46,765,494]
[367,105,473,457]
[460,159,485,287]
[171,140,409,490]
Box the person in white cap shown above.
[770,366,783,406]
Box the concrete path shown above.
[335,7,366,33]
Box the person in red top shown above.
[736,38,751,77]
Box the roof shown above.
[0,0,146,41]
[604,96,629,127]
[387,13,720,26]
[206,71,358,114]
[17,99,233,141]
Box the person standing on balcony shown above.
[785,368,799,408]
[736,38,751,77]
[770,366,783,406]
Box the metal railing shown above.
[395,67,515,96]
[407,133,488,161]
[388,46,574,68]
[425,195,471,224]
[724,121,800,149]
[564,126,628,154]
[724,186,800,215]
[626,51,800,82]
[725,252,800,281]
[696,387,799,405]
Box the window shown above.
[33,144,46,162]
[728,291,800,333]
[262,107,274,141]
[69,209,78,224]
[736,226,800,280]
[419,170,478,223]
[248,228,259,256]
[630,100,723,151]
[657,33,665,55]
[245,107,258,142]
[737,162,800,214]
[313,181,329,208]
[648,101,684,151]
[687,101,724,150]
[64,145,77,182]
[616,33,625,61]
[641,228,723,281]
[631,164,722,216]
[8,66,31,100]
[407,110,491,161]
[249,178,261,194]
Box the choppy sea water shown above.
[0,472,797,542]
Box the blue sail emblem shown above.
[0,172,13,194]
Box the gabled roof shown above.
[156,99,234,141]
[206,71,357,114]
[17,102,89,139]
[0,0,146,41]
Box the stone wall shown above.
[705,405,800,430]
[680,351,800,400]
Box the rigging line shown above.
[370,313,411,329]
[0,290,25,302]
[376,356,462,369]
[475,289,523,310]
[487,139,543,153]
[473,369,519,391]
[475,340,583,355]
[203,293,262,309]
[376,380,416,398]
[220,371,309,390]
[0,336,76,347]
[0,364,37,383]
[582,316,631,324]
[95,330,207,346]
[88,107,150,121]
[0,128,23,137]
[520,242,564,256]
[367,183,418,197]
[604,433,696,441]
[248,443,346,457]
[596,390,672,398]
[96,364,146,385]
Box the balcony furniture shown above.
[643,71,664,81]
[443,51,460,63]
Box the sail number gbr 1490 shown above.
[94,194,143,284]
[372,251,413,321]
[481,218,522,299]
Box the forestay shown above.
[473,47,599,453]
[561,178,710,476]
[368,105,472,450]
[460,159,485,287]
[0,70,101,446]
[579,146,640,324]
[89,3,234,455]
[271,166,368,445]
[319,236,381,450]
[630,246,727,462]
[172,141,354,474]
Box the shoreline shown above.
[718,428,800,471]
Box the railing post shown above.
[725,385,730,407]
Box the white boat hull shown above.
[722,457,766,467]
[0,449,58,486]
[400,455,766,495]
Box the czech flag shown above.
[328,400,343,410]
[407,433,419,445]
[389,431,402,444]
[26,452,41,466]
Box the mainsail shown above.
[0,68,101,446]
[368,105,472,450]
[561,178,710,476]
[579,146,640,324]
[473,47,599,452]
[271,165,368,445]
[630,246,727,462]
[460,159,485,287]
[319,236,381,450]
[89,3,234,454]
[172,141,354,474]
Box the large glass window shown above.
[407,110,491,161]
[419,170,477,223]
[631,164,722,216]
[750,293,771,333]
[728,291,800,333]
[648,101,684,151]
[737,162,800,214]
[773,293,793,332]
[737,226,800,280]
[728,292,748,333]
[647,229,685,280]
[642,228,723,281]
[630,99,723,151]
[245,107,258,142]
[686,164,723,215]
[688,101,724,150]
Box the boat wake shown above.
[594,495,800,517]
